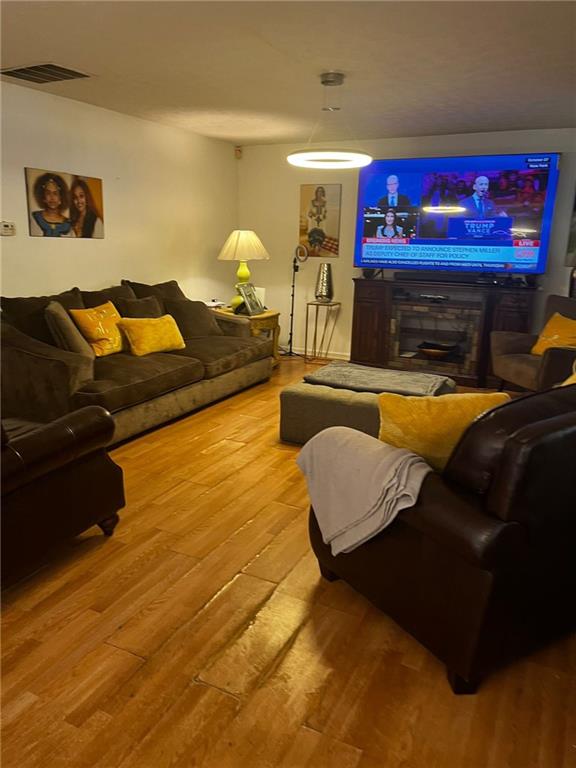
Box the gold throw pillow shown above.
[378,392,511,471]
[69,301,123,357]
[118,315,186,356]
[531,312,576,356]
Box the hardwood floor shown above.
[2,358,575,768]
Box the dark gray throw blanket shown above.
[297,426,432,555]
[303,361,455,396]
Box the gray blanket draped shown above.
[297,426,432,556]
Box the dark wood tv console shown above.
[350,278,536,387]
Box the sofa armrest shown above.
[401,474,528,569]
[215,314,252,338]
[2,406,116,494]
[1,323,94,421]
[491,330,538,357]
[537,346,576,389]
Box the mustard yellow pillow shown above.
[69,301,123,357]
[378,392,511,471]
[531,313,576,356]
[118,315,185,356]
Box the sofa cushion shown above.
[492,353,540,392]
[121,279,186,309]
[164,299,223,337]
[1,288,84,344]
[73,352,205,412]
[174,336,272,378]
[70,302,125,357]
[81,284,136,308]
[45,301,95,358]
[118,316,186,356]
[114,296,163,318]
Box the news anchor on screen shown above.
[375,210,404,238]
[377,175,411,209]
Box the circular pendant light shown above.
[287,150,373,169]
[287,72,373,170]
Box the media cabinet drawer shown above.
[497,293,532,309]
[355,282,388,301]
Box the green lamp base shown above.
[229,293,244,310]
[236,260,251,283]
[229,261,251,309]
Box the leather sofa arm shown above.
[1,323,94,421]
[491,330,537,357]
[2,406,115,494]
[487,409,576,528]
[214,314,252,338]
[401,474,528,569]
[537,346,576,389]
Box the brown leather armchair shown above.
[2,406,125,586]
[491,293,576,390]
[308,385,576,693]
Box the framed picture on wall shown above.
[25,168,104,238]
[299,183,341,257]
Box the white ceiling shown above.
[2,1,576,146]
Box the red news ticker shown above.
[513,239,540,247]
[364,237,410,244]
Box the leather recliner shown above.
[308,385,576,693]
[2,405,125,586]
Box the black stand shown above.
[286,256,299,356]
[284,245,309,357]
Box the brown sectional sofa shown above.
[1,280,274,444]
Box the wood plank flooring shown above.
[2,358,575,768]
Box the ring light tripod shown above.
[286,244,309,356]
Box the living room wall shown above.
[3,86,574,361]
[238,129,576,358]
[1,83,238,301]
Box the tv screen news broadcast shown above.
[354,153,561,274]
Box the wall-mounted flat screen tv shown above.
[354,153,560,274]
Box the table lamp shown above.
[217,230,270,308]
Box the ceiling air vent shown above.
[1,64,89,84]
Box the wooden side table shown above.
[212,308,281,367]
[304,301,341,361]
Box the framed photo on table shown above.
[237,283,264,315]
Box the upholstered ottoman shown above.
[280,362,456,445]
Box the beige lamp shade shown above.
[217,230,270,262]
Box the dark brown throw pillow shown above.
[81,284,137,308]
[1,288,84,344]
[163,299,224,338]
[121,279,186,309]
[115,296,163,318]
[45,301,95,358]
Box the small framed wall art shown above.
[299,183,341,257]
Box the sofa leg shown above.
[99,513,120,536]
[319,563,340,582]
[447,668,479,695]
